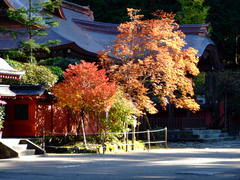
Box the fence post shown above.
[147,129,151,151]
[42,128,45,150]
[164,127,168,148]
[126,131,129,152]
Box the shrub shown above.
[46,66,64,79]
[4,60,58,89]
[99,89,140,142]
[18,63,58,89]
[0,106,5,129]
[39,57,81,70]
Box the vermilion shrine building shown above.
[0,57,24,135]
[2,85,98,137]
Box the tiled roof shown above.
[10,85,45,96]
[0,0,215,58]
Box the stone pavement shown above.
[0,138,240,180]
[0,144,240,180]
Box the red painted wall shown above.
[3,97,99,137]
[3,99,37,137]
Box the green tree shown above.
[206,0,240,67]
[176,0,209,24]
[100,89,140,142]
[66,0,180,24]
[6,0,61,63]
[193,72,206,95]
[3,59,58,89]
[38,57,81,71]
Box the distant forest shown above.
[66,0,240,68]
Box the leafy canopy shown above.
[100,89,140,133]
[3,59,58,89]
[206,0,240,67]
[38,57,82,71]
[176,0,209,24]
[53,61,116,113]
[100,9,200,113]
[66,0,180,24]
[6,0,61,63]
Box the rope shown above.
[43,128,166,136]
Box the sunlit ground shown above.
[0,147,240,180]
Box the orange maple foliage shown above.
[99,9,200,113]
[53,61,116,113]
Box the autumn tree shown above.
[99,9,200,114]
[53,61,116,147]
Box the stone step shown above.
[0,138,45,158]
[200,132,229,139]
[0,139,21,147]
[200,136,237,142]
[19,149,36,156]
[168,129,234,141]
[169,134,199,140]
[191,129,222,135]
[11,144,28,152]
[219,132,229,137]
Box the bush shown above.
[0,106,5,129]
[3,60,58,89]
[19,63,58,89]
[5,59,22,67]
[39,57,81,70]
[99,89,140,142]
[46,66,64,79]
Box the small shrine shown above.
[0,57,24,138]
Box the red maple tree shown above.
[53,61,116,146]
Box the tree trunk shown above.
[144,115,155,141]
[131,124,135,151]
[28,0,34,63]
[80,111,87,148]
[81,118,87,148]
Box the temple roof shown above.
[0,57,25,79]
[0,0,215,59]
[0,85,46,97]
[4,0,47,10]
[10,85,45,96]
